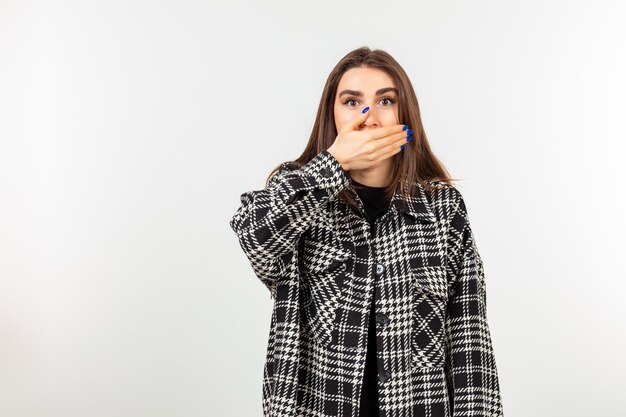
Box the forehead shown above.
[336,67,397,95]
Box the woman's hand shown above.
[327,108,411,172]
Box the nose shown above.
[361,106,380,128]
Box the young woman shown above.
[229,47,504,417]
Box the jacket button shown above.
[375,263,384,276]
[320,167,331,178]
[378,369,392,383]
[375,313,389,327]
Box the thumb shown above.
[341,106,371,133]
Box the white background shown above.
[1,1,625,416]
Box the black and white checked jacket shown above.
[229,149,504,417]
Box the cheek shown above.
[334,107,350,131]
[381,111,399,125]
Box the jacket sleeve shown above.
[229,149,351,299]
[444,190,504,416]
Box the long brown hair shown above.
[267,46,458,209]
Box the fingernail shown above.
[407,135,413,141]
[401,144,405,150]
[407,129,412,135]
[362,106,369,113]
[403,125,408,130]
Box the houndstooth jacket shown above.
[229,149,504,417]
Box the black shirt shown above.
[353,179,390,417]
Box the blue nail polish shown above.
[362,106,369,113]
[407,129,412,135]
[401,144,405,150]
[403,125,408,130]
[407,135,413,141]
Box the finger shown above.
[378,131,412,158]
[341,106,373,133]
[369,123,410,140]
[380,139,407,161]
[374,129,411,152]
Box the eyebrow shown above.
[338,87,399,98]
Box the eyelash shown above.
[343,97,396,107]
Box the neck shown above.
[349,159,393,187]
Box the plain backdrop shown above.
[1,1,625,416]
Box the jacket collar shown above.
[389,181,437,222]
[347,180,437,223]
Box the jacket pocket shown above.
[299,239,351,346]
[410,265,449,369]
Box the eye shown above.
[342,97,397,107]
[380,96,396,105]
